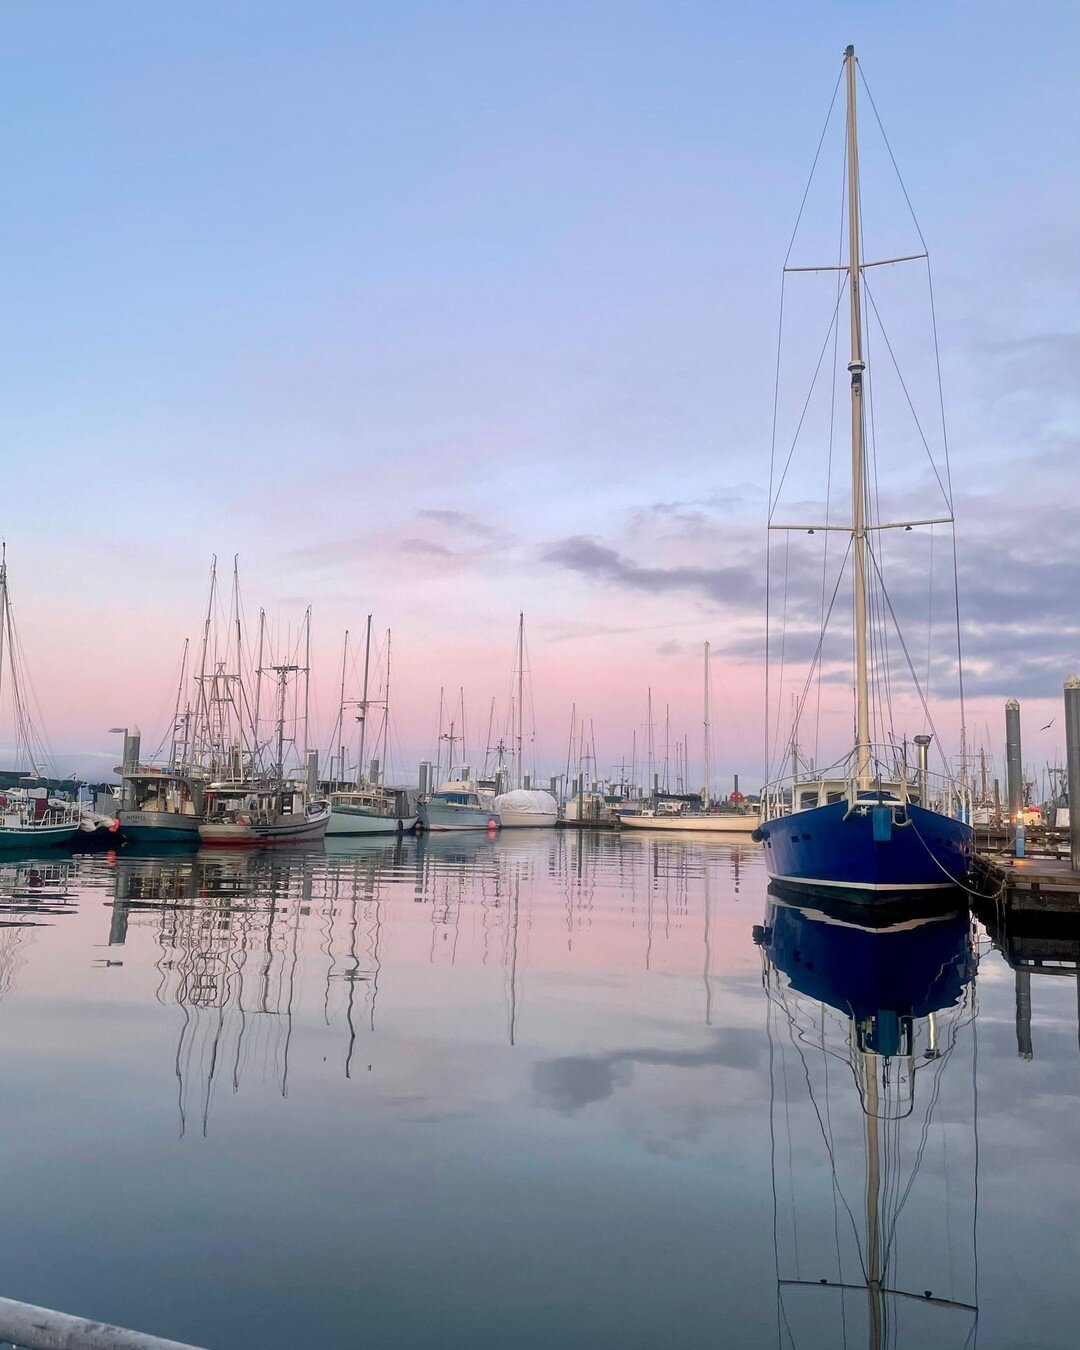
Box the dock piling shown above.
[914,734,931,807]
[1005,697,1023,851]
[1064,675,1080,873]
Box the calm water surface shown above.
[0,833,1075,1348]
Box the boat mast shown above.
[303,606,311,760]
[864,1050,883,1350]
[703,641,711,809]
[253,608,266,756]
[435,687,445,782]
[191,556,217,772]
[845,44,872,792]
[336,630,349,787]
[516,611,524,788]
[381,628,392,777]
[274,665,290,781]
[357,614,372,782]
[646,687,654,800]
[169,638,190,773]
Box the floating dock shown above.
[976,853,1080,914]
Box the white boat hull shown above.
[419,800,500,831]
[199,806,330,847]
[617,812,760,834]
[497,808,558,829]
[327,807,418,836]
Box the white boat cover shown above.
[493,789,559,817]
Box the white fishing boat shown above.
[419,766,500,832]
[418,691,500,831]
[199,782,330,845]
[618,804,759,834]
[198,603,330,846]
[325,619,418,836]
[327,784,417,835]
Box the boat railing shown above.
[761,745,972,823]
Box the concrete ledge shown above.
[0,1297,206,1350]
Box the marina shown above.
[0,5,1072,1348]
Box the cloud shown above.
[532,1030,763,1115]
[540,536,760,609]
[398,537,455,557]
[417,509,504,542]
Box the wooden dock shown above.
[976,853,1080,915]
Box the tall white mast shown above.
[515,612,525,788]
[336,630,349,786]
[845,44,872,791]
[702,641,711,809]
[169,638,190,773]
[357,614,372,782]
[381,628,392,775]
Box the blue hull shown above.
[756,897,974,1051]
[758,797,972,903]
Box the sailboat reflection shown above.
[110,846,407,1133]
[754,888,979,1348]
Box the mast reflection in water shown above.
[755,889,979,1349]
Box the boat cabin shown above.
[330,785,412,816]
[203,783,313,825]
[790,777,908,813]
[125,770,202,817]
[430,766,491,809]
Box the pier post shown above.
[1005,697,1023,852]
[118,729,141,811]
[914,734,931,807]
[1064,675,1080,873]
[1015,968,1033,1060]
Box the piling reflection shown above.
[755,890,979,1347]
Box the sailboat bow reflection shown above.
[755,888,979,1348]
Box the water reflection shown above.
[756,890,979,1348]
[17,834,1065,1347]
[104,836,758,1134]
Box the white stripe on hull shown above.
[768,872,959,892]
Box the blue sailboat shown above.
[756,47,973,902]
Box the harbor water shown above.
[0,834,1075,1348]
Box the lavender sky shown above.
[0,1,1076,789]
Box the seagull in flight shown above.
[1040,719,1055,731]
